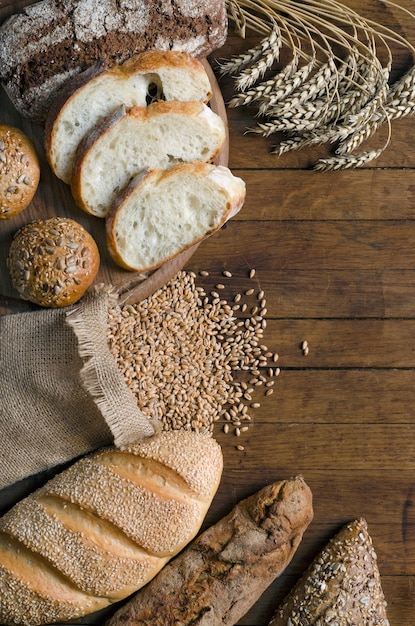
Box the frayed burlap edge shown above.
[66,290,158,448]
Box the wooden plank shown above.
[195,220,415,271]
[212,423,415,471]
[213,369,415,425]
[234,169,415,221]
[262,319,415,368]
[191,264,415,318]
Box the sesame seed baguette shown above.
[105,475,313,626]
[70,100,227,218]
[45,50,213,184]
[0,0,227,124]
[268,518,390,626]
[106,162,246,273]
[0,431,223,626]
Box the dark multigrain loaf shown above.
[0,0,227,123]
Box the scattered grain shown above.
[107,269,280,445]
[249,269,256,278]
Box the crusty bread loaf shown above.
[0,0,227,123]
[71,100,227,218]
[45,51,214,184]
[0,124,40,219]
[268,518,390,626]
[7,217,100,307]
[105,476,313,626]
[106,163,246,272]
[0,430,223,626]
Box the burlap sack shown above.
[0,291,156,489]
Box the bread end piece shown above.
[106,162,246,272]
[269,517,390,626]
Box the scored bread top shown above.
[0,431,223,625]
[45,50,213,184]
[71,100,226,217]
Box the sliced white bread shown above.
[106,163,246,272]
[71,100,227,218]
[45,51,213,184]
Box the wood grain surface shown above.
[1,0,415,625]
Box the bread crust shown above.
[0,0,227,123]
[0,125,40,219]
[44,50,213,184]
[105,163,246,273]
[105,476,313,626]
[70,101,226,217]
[7,217,100,307]
[268,517,390,626]
[0,431,223,625]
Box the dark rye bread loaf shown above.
[0,0,227,123]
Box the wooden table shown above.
[1,1,415,624]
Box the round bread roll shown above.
[8,217,100,307]
[0,124,40,219]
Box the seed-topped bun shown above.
[0,430,223,626]
[268,518,390,626]
[8,217,100,307]
[0,125,40,220]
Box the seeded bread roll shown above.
[7,217,100,307]
[106,163,246,273]
[0,125,40,219]
[45,50,214,184]
[0,0,227,123]
[105,476,313,626]
[0,430,223,626]
[71,100,227,218]
[268,518,390,626]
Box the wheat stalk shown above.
[223,0,415,170]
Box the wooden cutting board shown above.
[0,14,229,308]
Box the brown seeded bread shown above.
[0,0,227,123]
[44,50,214,184]
[0,431,223,626]
[0,125,40,219]
[7,217,100,307]
[105,476,313,626]
[268,518,390,626]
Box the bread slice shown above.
[45,51,213,184]
[0,430,223,625]
[71,100,227,217]
[106,163,246,272]
[269,518,390,626]
[0,0,227,123]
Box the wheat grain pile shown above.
[107,269,279,447]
